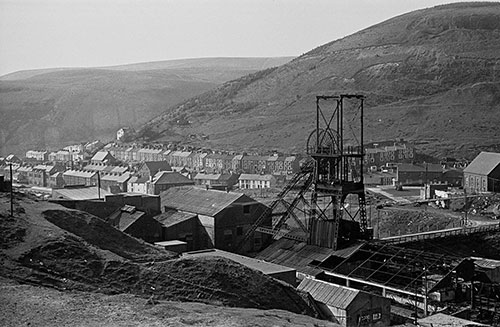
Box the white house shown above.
[238,174,276,189]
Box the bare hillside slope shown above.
[142,3,500,159]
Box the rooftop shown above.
[52,186,111,200]
[152,171,193,185]
[153,210,197,227]
[297,277,359,309]
[464,151,500,175]
[161,186,245,216]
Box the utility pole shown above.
[423,266,428,316]
[10,163,13,217]
[414,267,419,326]
[97,171,101,200]
[463,187,468,227]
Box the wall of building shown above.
[125,215,163,243]
[346,292,391,327]
[213,195,270,253]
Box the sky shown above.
[0,0,492,76]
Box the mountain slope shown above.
[142,2,500,159]
[0,57,293,156]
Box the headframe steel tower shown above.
[307,94,370,250]
[236,94,370,253]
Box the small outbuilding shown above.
[298,278,391,327]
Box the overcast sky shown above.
[0,0,491,76]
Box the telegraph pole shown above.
[10,163,13,217]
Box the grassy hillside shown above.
[141,2,500,160]
[0,57,293,156]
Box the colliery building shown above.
[160,186,270,254]
[463,151,500,193]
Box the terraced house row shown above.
[105,144,301,175]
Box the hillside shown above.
[141,2,500,160]
[0,57,293,156]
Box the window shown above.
[358,314,370,325]
[236,227,243,236]
[243,205,250,214]
[372,313,381,321]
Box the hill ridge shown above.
[137,2,500,159]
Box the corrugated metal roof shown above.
[472,256,500,269]
[464,151,500,176]
[160,186,244,217]
[298,278,359,309]
[256,239,339,276]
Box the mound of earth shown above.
[42,209,168,261]
[376,206,461,238]
[0,280,336,327]
[0,192,319,320]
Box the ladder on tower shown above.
[235,160,314,252]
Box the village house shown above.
[25,150,48,162]
[127,176,149,194]
[241,155,267,174]
[16,166,32,184]
[284,156,300,174]
[137,148,164,162]
[193,173,239,190]
[49,172,65,188]
[137,161,172,179]
[84,140,104,153]
[463,151,500,193]
[31,164,64,187]
[191,152,208,171]
[396,163,443,185]
[90,151,117,165]
[100,172,131,193]
[231,154,243,172]
[160,187,270,254]
[238,174,277,189]
[62,170,98,186]
[148,171,194,195]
